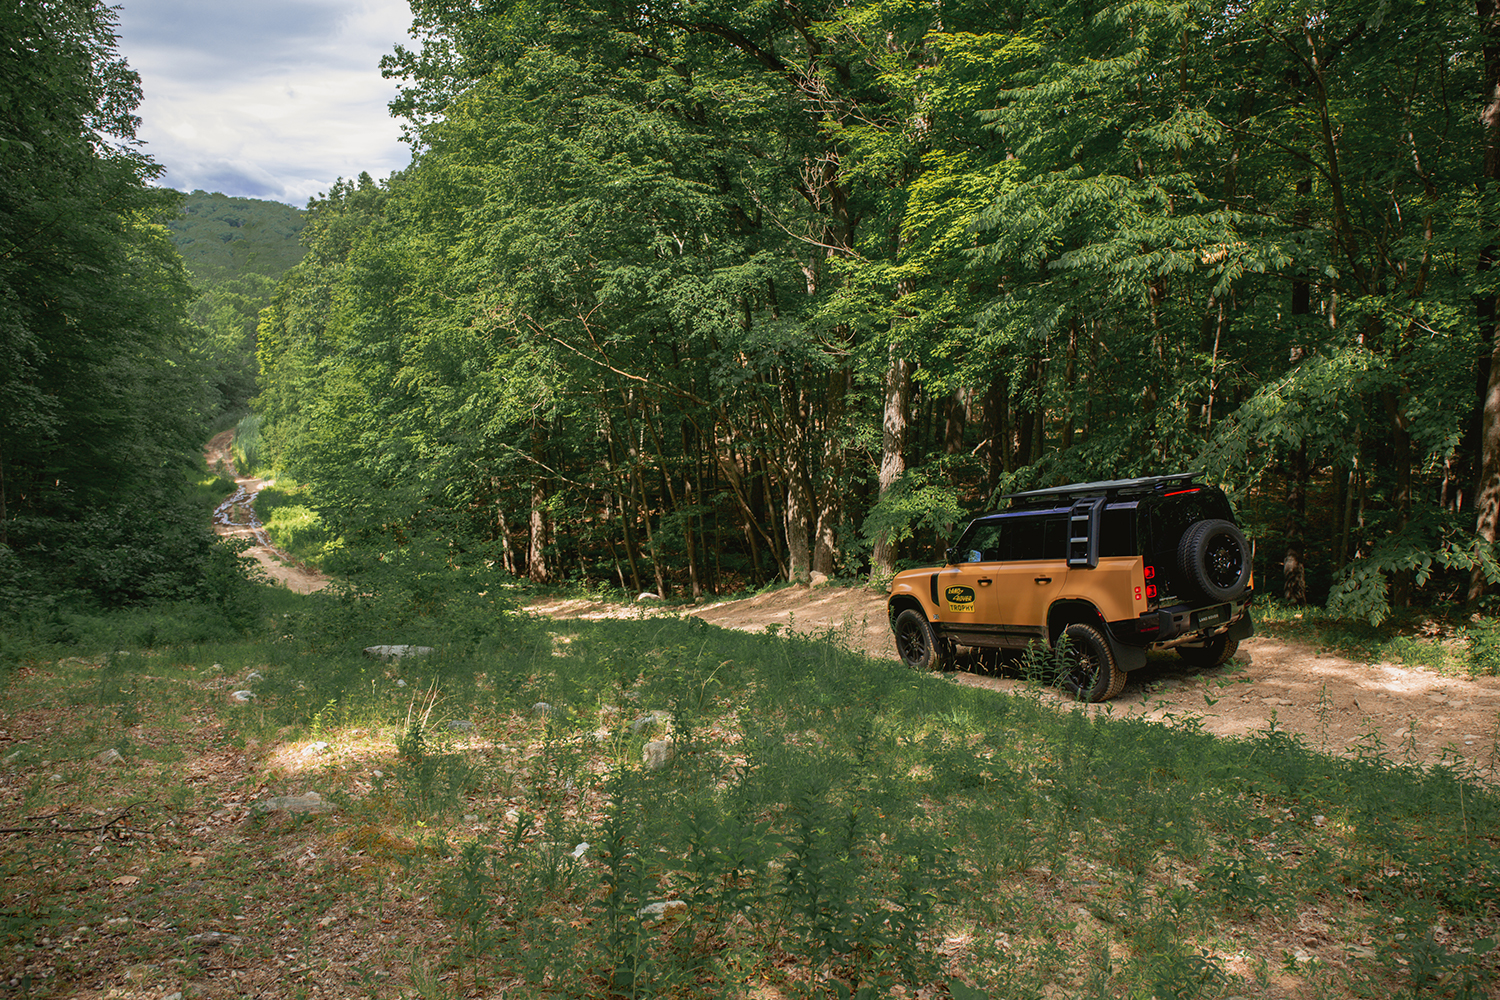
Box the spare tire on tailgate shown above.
[1177,518,1251,603]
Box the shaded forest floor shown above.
[529,587,1500,780]
[203,429,1500,780]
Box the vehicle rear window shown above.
[1144,490,1234,554]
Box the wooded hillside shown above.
[172,192,308,419]
[253,0,1500,621]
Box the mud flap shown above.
[1104,632,1148,672]
[1229,608,1255,641]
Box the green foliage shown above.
[245,0,1500,620]
[0,0,235,609]
[169,192,307,420]
[256,481,335,566]
[1464,613,1500,677]
[1326,515,1500,626]
[860,469,966,560]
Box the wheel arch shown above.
[1048,599,1147,672]
[888,593,928,629]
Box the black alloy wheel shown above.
[1178,519,1252,603]
[893,608,947,671]
[1055,623,1126,702]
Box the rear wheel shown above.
[894,609,947,671]
[1055,623,1126,702]
[1175,635,1239,669]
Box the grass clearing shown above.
[1,601,1497,999]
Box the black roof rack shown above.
[999,474,1198,508]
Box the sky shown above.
[113,0,417,206]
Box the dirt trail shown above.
[529,585,1500,778]
[205,431,329,595]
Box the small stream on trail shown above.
[212,483,273,548]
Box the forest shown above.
[247,0,1500,624]
[6,0,1500,629]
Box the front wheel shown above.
[1175,635,1239,669]
[1055,623,1126,702]
[893,609,947,671]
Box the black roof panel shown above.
[1000,474,1198,506]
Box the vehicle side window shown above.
[962,523,1005,562]
[1007,514,1067,560]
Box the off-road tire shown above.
[894,609,947,671]
[1177,518,1252,603]
[1175,635,1239,669]
[1055,623,1126,702]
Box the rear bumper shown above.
[1110,597,1255,649]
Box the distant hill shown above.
[168,190,307,283]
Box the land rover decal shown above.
[945,585,977,613]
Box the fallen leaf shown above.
[111,875,140,886]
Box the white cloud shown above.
[115,0,416,205]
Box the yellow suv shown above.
[887,475,1254,701]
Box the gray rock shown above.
[244,671,265,684]
[630,712,665,735]
[230,690,254,703]
[302,742,330,757]
[95,749,125,765]
[643,740,675,771]
[256,792,334,815]
[809,571,830,587]
[185,931,244,950]
[447,719,474,731]
[636,592,661,603]
[363,645,435,661]
[636,900,687,923]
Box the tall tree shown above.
[1,0,210,603]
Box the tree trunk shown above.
[812,367,848,578]
[785,473,813,583]
[1283,443,1309,605]
[983,371,1010,494]
[492,478,516,576]
[870,348,912,580]
[527,444,552,585]
[1474,332,1500,600]
[1472,0,1500,600]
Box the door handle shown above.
[977,578,993,586]
[1034,576,1052,584]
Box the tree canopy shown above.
[252,0,1500,621]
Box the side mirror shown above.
[945,546,961,565]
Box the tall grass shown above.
[231,411,261,475]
